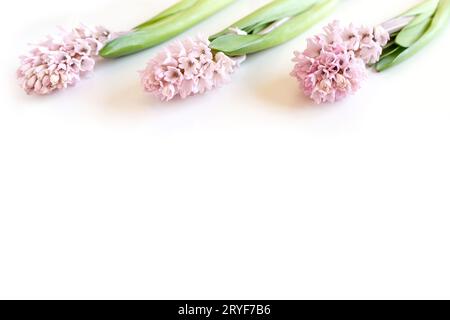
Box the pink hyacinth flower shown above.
[292,44,367,104]
[17,25,114,95]
[140,36,242,101]
[291,21,389,104]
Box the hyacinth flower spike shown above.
[17,25,115,96]
[291,0,450,104]
[17,0,236,95]
[141,0,339,101]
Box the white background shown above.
[1,0,449,299]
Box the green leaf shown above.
[135,0,199,29]
[209,34,262,53]
[376,47,406,72]
[395,17,431,47]
[251,22,272,34]
[379,0,450,71]
[382,39,399,51]
[400,0,439,17]
[210,0,319,40]
[210,0,339,56]
[379,43,401,60]
[100,0,236,58]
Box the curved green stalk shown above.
[209,0,339,57]
[100,0,236,59]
